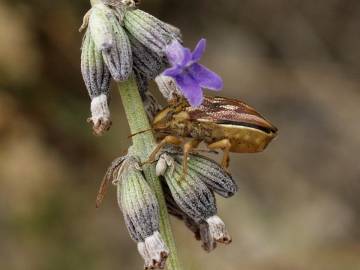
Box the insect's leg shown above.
[96,152,128,208]
[182,139,201,178]
[207,139,232,169]
[79,10,91,32]
[144,136,183,165]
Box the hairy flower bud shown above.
[128,32,168,80]
[162,179,231,252]
[102,15,133,81]
[124,9,182,57]
[163,158,217,223]
[88,3,132,81]
[102,0,140,8]
[133,70,163,121]
[137,232,168,270]
[155,75,181,101]
[156,152,174,177]
[89,94,112,135]
[156,148,233,250]
[81,30,111,99]
[134,68,148,94]
[115,156,169,269]
[176,154,238,198]
[89,3,115,51]
[158,147,238,198]
[162,180,200,234]
[81,30,112,135]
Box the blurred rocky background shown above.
[1,0,360,269]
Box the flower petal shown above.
[173,73,204,107]
[165,40,187,67]
[189,63,223,90]
[181,48,192,67]
[192,39,206,62]
[163,66,182,77]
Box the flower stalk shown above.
[90,0,101,5]
[118,76,182,270]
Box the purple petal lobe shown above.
[192,38,206,62]
[181,48,192,66]
[161,39,222,105]
[189,63,223,90]
[174,73,204,107]
[165,40,187,67]
[163,66,182,77]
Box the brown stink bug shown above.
[145,96,278,174]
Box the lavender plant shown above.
[80,0,241,269]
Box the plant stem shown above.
[118,77,182,270]
[90,0,100,5]
[88,0,182,268]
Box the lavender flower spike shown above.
[162,39,223,107]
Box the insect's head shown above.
[152,98,188,130]
[152,107,173,130]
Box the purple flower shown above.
[162,39,223,107]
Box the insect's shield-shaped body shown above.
[152,96,278,154]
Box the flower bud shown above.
[156,153,174,177]
[162,180,231,252]
[162,180,200,234]
[102,0,138,8]
[163,158,217,223]
[102,15,133,81]
[133,69,163,121]
[88,3,132,81]
[196,216,231,252]
[205,216,231,245]
[89,94,112,136]
[158,147,238,198]
[124,9,182,57]
[155,75,181,101]
[89,3,115,51]
[108,0,140,25]
[115,156,169,269]
[176,154,238,198]
[134,68,149,94]
[143,232,169,269]
[81,29,111,100]
[128,32,168,80]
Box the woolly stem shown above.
[90,0,101,5]
[118,77,182,270]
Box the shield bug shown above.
[146,96,278,174]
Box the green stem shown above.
[88,0,182,268]
[90,0,100,5]
[118,77,182,270]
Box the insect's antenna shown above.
[128,128,154,138]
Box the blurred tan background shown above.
[1,0,360,269]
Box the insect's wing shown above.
[186,96,278,134]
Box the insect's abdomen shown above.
[218,124,276,153]
[193,120,276,153]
